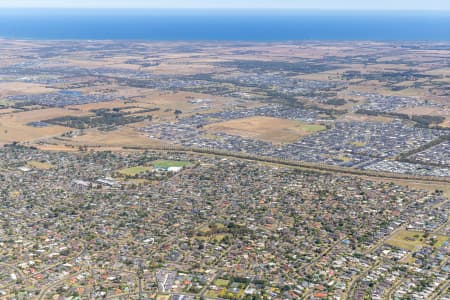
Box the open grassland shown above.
[33,144,80,152]
[440,116,450,128]
[213,279,230,287]
[385,230,426,251]
[385,230,448,251]
[5,107,90,122]
[68,89,251,123]
[51,127,166,149]
[0,108,90,145]
[0,99,12,106]
[118,166,153,176]
[0,108,18,115]
[67,100,136,113]
[433,234,449,248]
[64,56,141,70]
[26,160,54,170]
[340,113,394,123]
[350,81,432,98]
[147,61,229,75]
[0,122,69,145]
[395,106,449,117]
[0,82,55,97]
[205,288,244,300]
[205,116,326,144]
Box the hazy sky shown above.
[1,0,450,10]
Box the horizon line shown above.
[1,7,450,11]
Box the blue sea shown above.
[0,9,450,41]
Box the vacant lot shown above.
[205,116,326,144]
[27,160,54,170]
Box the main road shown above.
[123,145,450,184]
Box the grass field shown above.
[206,287,243,299]
[152,160,192,168]
[118,166,153,176]
[385,230,448,251]
[156,294,170,300]
[58,127,167,149]
[431,234,449,248]
[205,116,326,144]
[27,160,53,170]
[396,107,443,116]
[341,113,394,123]
[205,290,222,298]
[213,233,229,242]
[351,141,366,147]
[0,99,12,107]
[213,279,230,287]
[385,230,425,251]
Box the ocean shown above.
[0,9,449,41]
